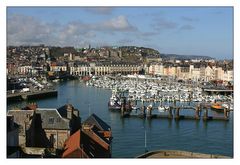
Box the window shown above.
[18,125,23,133]
[48,117,54,124]
[56,117,61,122]
[49,134,56,148]
[26,114,30,118]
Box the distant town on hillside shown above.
[7,45,226,63]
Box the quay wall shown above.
[26,90,58,100]
[7,90,58,102]
[137,150,230,158]
[7,95,23,102]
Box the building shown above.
[145,56,162,63]
[148,63,164,75]
[82,113,112,141]
[205,65,215,81]
[70,62,140,76]
[168,65,177,78]
[200,65,206,81]
[189,64,201,81]
[50,62,67,72]
[222,69,233,82]
[7,62,18,75]
[62,113,112,158]
[62,130,89,158]
[7,104,81,151]
[163,63,176,77]
[177,64,190,80]
[70,62,91,76]
[17,65,32,75]
[107,62,139,75]
[147,61,233,82]
[94,63,111,75]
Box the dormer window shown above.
[48,117,54,124]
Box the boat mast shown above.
[144,129,147,153]
[88,87,91,116]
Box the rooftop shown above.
[7,110,35,126]
[83,113,111,131]
[62,130,81,158]
[36,108,70,130]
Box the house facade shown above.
[7,104,81,151]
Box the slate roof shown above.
[57,105,69,118]
[83,113,111,131]
[7,110,35,126]
[57,104,75,118]
[36,108,70,130]
[74,61,90,67]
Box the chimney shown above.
[7,115,14,130]
[67,104,73,119]
[73,109,79,118]
[27,103,38,110]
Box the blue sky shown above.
[7,7,233,59]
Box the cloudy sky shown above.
[7,7,233,59]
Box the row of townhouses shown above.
[8,61,233,82]
[69,62,140,76]
[147,62,233,82]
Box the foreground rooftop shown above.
[137,150,230,158]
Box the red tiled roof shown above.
[62,130,81,158]
[82,129,109,150]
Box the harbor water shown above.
[7,80,233,158]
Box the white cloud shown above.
[7,14,137,46]
[8,14,54,45]
[101,15,137,31]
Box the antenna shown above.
[88,85,91,116]
[144,115,148,154]
[88,102,91,117]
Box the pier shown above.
[7,89,58,102]
[120,104,230,121]
[203,88,233,95]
